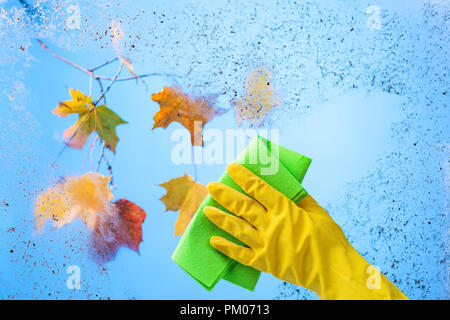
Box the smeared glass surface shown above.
[0,0,448,299]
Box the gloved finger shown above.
[227,163,286,210]
[204,206,261,248]
[210,236,254,265]
[207,182,267,229]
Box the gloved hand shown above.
[204,163,408,300]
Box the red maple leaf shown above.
[90,198,146,263]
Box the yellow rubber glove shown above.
[204,163,408,300]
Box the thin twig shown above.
[90,57,119,72]
[38,40,182,85]
[94,63,123,105]
[99,73,184,88]
[96,144,114,187]
[78,134,98,173]
[98,72,183,82]
[38,39,185,95]
[95,142,106,172]
[95,78,106,105]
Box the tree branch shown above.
[38,39,183,86]
[37,39,92,76]
[40,39,183,165]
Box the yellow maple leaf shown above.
[34,172,113,232]
[52,89,127,153]
[159,175,208,236]
[233,66,281,127]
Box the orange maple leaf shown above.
[159,175,208,236]
[151,86,226,146]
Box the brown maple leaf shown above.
[159,175,208,236]
[151,86,226,146]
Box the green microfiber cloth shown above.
[172,136,312,291]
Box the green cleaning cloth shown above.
[172,135,312,291]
